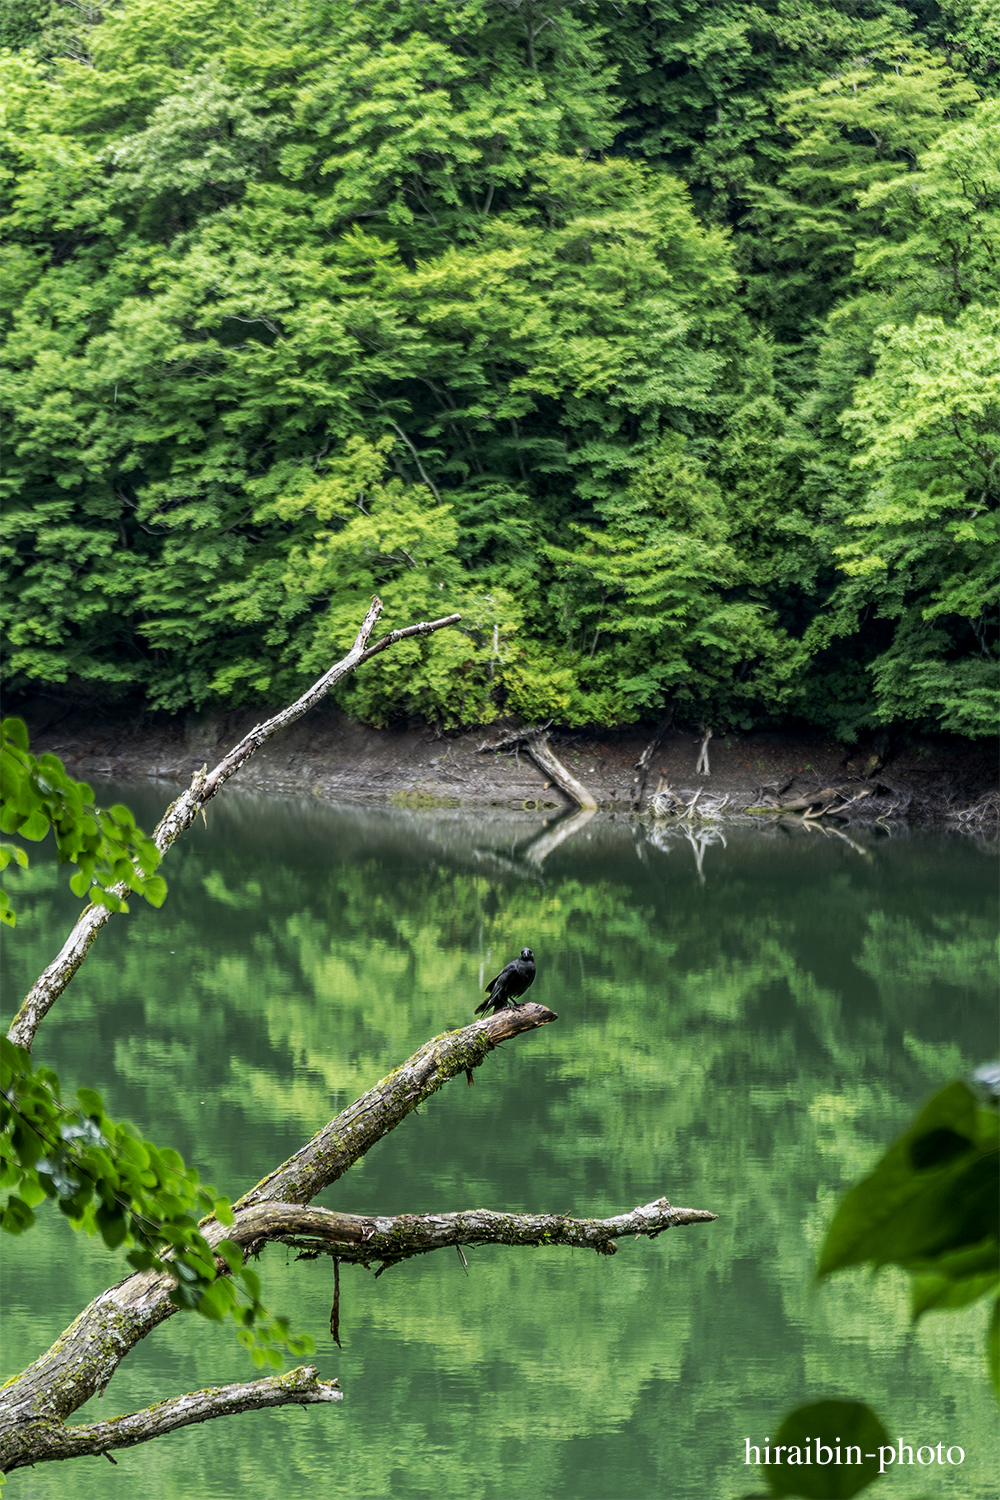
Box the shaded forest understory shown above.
[2,0,998,743]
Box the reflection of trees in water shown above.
[3,811,996,1498]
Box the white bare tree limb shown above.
[7,600,461,1048]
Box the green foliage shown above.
[0,1035,312,1365]
[818,1081,999,1345]
[746,1077,999,1495]
[0,717,165,923]
[546,441,801,724]
[810,305,999,737]
[743,44,980,337]
[1,0,995,736]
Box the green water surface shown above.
[2,791,997,1500]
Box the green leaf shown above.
[77,1087,104,1117]
[95,1203,129,1249]
[764,1401,892,1498]
[1,1195,35,1234]
[819,1082,999,1277]
[142,876,168,908]
[195,1278,237,1321]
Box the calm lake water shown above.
[2,788,997,1500]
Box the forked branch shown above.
[0,1004,560,1453]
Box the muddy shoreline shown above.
[14,695,997,828]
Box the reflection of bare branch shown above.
[681,825,726,884]
[524,807,597,865]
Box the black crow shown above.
[475,947,535,1015]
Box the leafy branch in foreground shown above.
[740,1074,999,1498]
[0,716,165,925]
[0,1037,311,1366]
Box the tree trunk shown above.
[631,710,674,811]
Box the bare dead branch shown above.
[695,725,713,777]
[631,709,674,810]
[0,1003,560,1451]
[231,1196,718,1270]
[8,601,461,1049]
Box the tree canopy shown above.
[2,0,997,737]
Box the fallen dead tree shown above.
[0,995,715,1474]
[478,724,598,811]
[9,599,461,1051]
[2,606,715,1476]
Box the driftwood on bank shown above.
[479,725,598,811]
[745,784,873,819]
[0,1000,716,1474]
[8,599,462,1050]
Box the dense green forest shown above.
[2,0,997,739]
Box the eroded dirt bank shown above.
[13,695,997,826]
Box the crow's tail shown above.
[473,995,493,1017]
